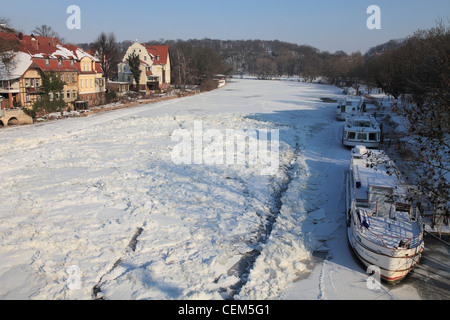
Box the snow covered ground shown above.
[0,78,443,300]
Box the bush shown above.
[32,97,65,115]
[105,91,117,103]
[23,107,36,119]
[199,79,218,92]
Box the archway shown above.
[7,117,19,126]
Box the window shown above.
[85,79,88,88]
[70,60,74,66]
[72,90,76,98]
[347,132,356,140]
[369,133,378,141]
[45,59,50,66]
[58,59,62,67]
[357,133,368,140]
[72,73,76,83]
[36,79,40,87]
[67,91,71,99]
[81,78,83,88]
[66,74,70,83]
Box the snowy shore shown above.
[0,78,446,300]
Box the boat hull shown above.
[343,139,380,148]
[345,169,424,283]
[347,221,424,283]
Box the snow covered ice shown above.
[0,78,423,300]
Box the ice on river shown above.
[0,78,422,300]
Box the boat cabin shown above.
[349,146,418,221]
[336,96,363,120]
[342,114,381,148]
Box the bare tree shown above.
[172,48,193,89]
[397,23,449,218]
[0,17,15,33]
[31,24,59,38]
[91,32,120,81]
[255,57,277,80]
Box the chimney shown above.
[18,32,23,40]
[30,34,39,50]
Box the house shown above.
[76,52,105,106]
[0,32,105,110]
[0,49,34,108]
[118,42,171,92]
[106,81,129,97]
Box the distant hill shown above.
[76,37,408,82]
[365,38,406,57]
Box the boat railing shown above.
[352,200,424,250]
[353,207,389,248]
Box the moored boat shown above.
[342,114,382,148]
[345,146,424,283]
[336,96,363,120]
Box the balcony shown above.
[0,79,20,93]
[0,86,19,94]
[25,86,44,94]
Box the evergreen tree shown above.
[126,52,141,91]
[33,70,66,114]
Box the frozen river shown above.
[0,78,448,300]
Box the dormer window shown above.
[70,59,74,66]
[58,59,62,67]
[156,55,160,61]
[45,59,50,66]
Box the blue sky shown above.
[2,0,449,53]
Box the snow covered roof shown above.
[351,148,408,195]
[0,32,102,78]
[0,51,33,80]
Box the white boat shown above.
[342,114,382,148]
[336,96,363,121]
[345,146,424,283]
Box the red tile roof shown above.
[0,32,103,76]
[143,45,169,65]
[33,58,78,72]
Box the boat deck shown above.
[360,213,422,249]
[350,147,423,250]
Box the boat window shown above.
[347,132,356,139]
[357,133,367,140]
[369,133,378,141]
